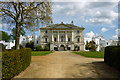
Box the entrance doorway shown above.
[67,47,71,51]
[54,47,58,51]
[59,45,65,51]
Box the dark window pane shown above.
[61,39,63,42]
[45,38,47,42]
[45,30,47,33]
[54,37,56,42]
[68,38,70,42]
[77,38,80,42]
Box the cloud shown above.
[112,29,120,39]
[86,10,118,24]
[112,35,118,39]
[86,31,95,38]
[52,0,119,2]
[101,27,108,32]
[52,2,118,24]
[110,25,116,28]
[115,29,120,34]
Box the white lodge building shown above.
[40,22,85,51]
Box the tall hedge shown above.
[2,48,31,79]
[104,46,120,71]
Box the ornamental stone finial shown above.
[71,20,74,24]
[51,21,53,24]
[61,21,64,24]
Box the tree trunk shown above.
[15,23,20,50]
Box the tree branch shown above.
[1,8,16,21]
[11,2,17,14]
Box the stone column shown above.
[66,31,68,42]
[58,31,59,42]
[72,31,74,42]
[52,30,54,42]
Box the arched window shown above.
[107,42,108,45]
[23,38,25,40]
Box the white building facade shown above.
[40,23,85,51]
[19,34,40,47]
[0,40,15,49]
[84,36,113,51]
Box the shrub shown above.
[0,43,6,52]
[44,46,50,51]
[85,40,98,51]
[11,46,15,49]
[36,45,43,51]
[2,48,31,79]
[44,44,50,51]
[74,45,79,51]
[25,41,34,50]
[104,46,120,71]
[11,45,23,49]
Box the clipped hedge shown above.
[2,48,31,79]
[104,46,120,71]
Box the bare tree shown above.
[0,1,52,49]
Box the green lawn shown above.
[32,51,53,56]
[73,51,104,58]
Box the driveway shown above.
[15,51,120,78]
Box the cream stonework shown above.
[40,23,85,51]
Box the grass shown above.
[32,51,53,56]
[73,51,104,58]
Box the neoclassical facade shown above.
[40,22,85,51]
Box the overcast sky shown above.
[0,0,119,40]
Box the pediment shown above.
[41,24,85,30]
[52,24,75,29]
[55,25,69,28]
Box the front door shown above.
[59,45,65,51]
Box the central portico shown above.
[40,22,85,51]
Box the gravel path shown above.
[14,51,120,78]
